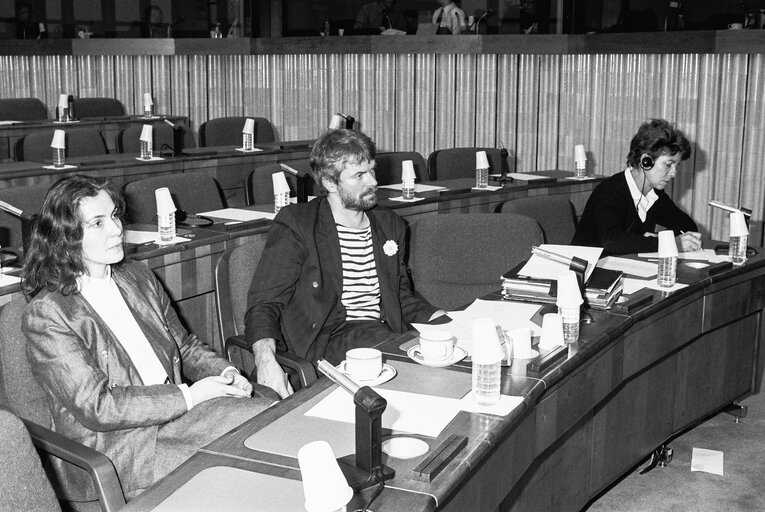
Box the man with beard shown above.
[244,129,443,398]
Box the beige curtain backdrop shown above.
[1,52,762,243]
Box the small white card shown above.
[458,393,524,416]
[389,196,426,202]
[691,447,724,475]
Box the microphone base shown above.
[337,455,395,491]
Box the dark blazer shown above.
[245,196,437,363]
[23,260,231,495]
[572,171,697,255]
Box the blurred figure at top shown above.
[354,0,407,32]
[16,3,41,39]
[433,0,467,34]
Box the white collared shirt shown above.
[624,168,658,222]
[79,268,170,386]
[433,2,466,34]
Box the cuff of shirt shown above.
[178,383,193,410]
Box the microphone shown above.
[280,163,309,203]
[0,201,31,220]
[337,113,355,130]
[474,9,494,33]
[709,200,752,217]
[163,119,184,157]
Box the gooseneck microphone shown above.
[474,9,494,33]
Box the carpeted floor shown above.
[586,392,765,511]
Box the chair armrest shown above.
[23,420,126,512]
[225,335,317,388]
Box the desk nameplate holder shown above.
[317,360,395,491]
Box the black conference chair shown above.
[374,151,429,185]
[427,147,503,181]
[0,407,62,512]
[246,161,317,206]
[199,116,276,147]
[0,299,126,512]
[117,123,196,154]
[71,97,126,119]
[500,195,578,245]
[0,98,48,121]
[0,183,51,254]
[123,173,224,225]
[16,128,108,162]
[215,241,317,391]
[408,213,543,310]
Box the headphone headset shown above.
[640,155,655,171]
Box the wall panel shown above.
[1,50,763,242]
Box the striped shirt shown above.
[337,223,381,321]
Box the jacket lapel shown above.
[315,198,343,298]
[112,269,175,382]
[368,210,398,323]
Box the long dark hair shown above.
[22,175,126,298]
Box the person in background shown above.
[354,0,407,32]
[245,129,445,398]
[15,3,40,39]
[21,175,273,501]
[433,0,467,34]
[142,4,167,38]
[572,118,701,255]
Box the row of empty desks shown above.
[122,248,765,512]
[0,115,189,162]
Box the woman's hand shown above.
[676,231,702,252]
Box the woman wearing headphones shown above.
[572,119,701,255]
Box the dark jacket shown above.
[572,171,697,255]
[245,196,437,363]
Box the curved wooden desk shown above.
[121,250,764,512]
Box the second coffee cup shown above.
[344,348,383,380]
[418,330,455,362]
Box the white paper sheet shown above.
[42,164,78,170]
[133,156,164,162]
[304,387,462,438]
[125,230,188,246]
[637,249,729,264]
[378,183,447,192]
[234,147,263,153]
[0,273,22,286]
[412,299,541,356]
[518,244,603,282]
[691,447,724,475]
[458,393,524,416]
[503,173,553,181]
[598,256,657,278]
[388,196,426,202]
[472,185,503,191]
[196,208,275,221]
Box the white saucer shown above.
[337,362,397,386]
[407,345,468,367]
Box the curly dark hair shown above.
[626,118,691,169]
[309,129,376,194]
[22,175,126,298]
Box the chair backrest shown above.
[409,213,543,310]
[215,239,269,342]
[17,129,108,162]
[0,183,51,252]
[427,147,503,181]
[0,299,51,427]
[0,407,61,512]
[199,116,276,147]
[500,195,578,245]
[117,123,197,153]
[374,151,429,185]
[123,173,224,224]
[0,98,48,121]
[71,97,126,119]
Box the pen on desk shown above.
[531,246,570,266]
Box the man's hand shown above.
[223,368,253,396]
[252,338,294,399]
[188,374,249,407]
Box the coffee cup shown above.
[418,330,454,362]
[728,23,743,30]
[344,348,382,380]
